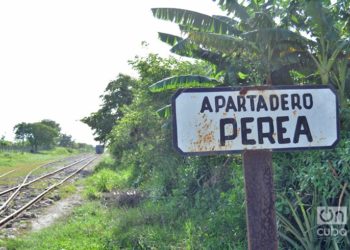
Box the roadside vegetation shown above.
[3,0,350,249]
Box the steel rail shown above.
[0,170,16,179]
[0,156,97,228]
[0,159,71,213]
[0,155,94,197]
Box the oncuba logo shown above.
[317,206,348,237]
[317,207,347,225]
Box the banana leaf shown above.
[188,31,257,54]
[152,8,237,35]
[149,75,221,93]
[158,32,183,46]
[212,0,249,21]
[156,104,171,119]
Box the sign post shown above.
[243,150,277,249]
[171,85,339,249]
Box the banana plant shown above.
[289,0,350,106]
[149,1,315,121]
[151,0,350,109]
[151,2,309,88]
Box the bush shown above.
[84,166,132,199]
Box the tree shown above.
[81,74,137,143]
[59,133,74,148]
[40,119,61,133]
[26,122,59,152]
[0,136,12,147]
[14,122,31,144]
[14,121,60,152]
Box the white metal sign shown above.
[172,85,339,155]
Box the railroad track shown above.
[0,155,98,228]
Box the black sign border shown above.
[171,85,340,156]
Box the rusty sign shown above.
[172,85,339,155]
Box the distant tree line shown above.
[0,119,93,153]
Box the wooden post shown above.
[243,150,278,250]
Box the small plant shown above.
[277,192,349,250]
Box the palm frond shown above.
[149,75,221,93]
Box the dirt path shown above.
[30,156,102,232]
[31,187,83,232]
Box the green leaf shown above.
[242,28,309,46]
[237,72,248,79]
[158,32,183,46]
[149,75,221,92]
[156,104,171,118]
[152,8,237,35]
[291,15,299,24]
[212,15,239,31]
[169,38,198,57]
[212,0,250,21]
[305,0,337,40]
[188,31,256,54]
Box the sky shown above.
[0,0,224,145]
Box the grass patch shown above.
[0,147,83,184]
[84,157,132,199]
[2,201,115,250]
[2,196,245,249]
[2,200,187,250]
[56,183,77,199]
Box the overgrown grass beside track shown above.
[2,155,247,250]
[0,147,84,184]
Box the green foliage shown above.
[277,193,321,250]
[277,192,350,250]
[81,74,137,143]
[84,168,132,199]
[58,134,74,148]
[152,1,312,86]
[150,4,350,247]
[0,136,12,147]
[274,132,350,200]
[99,53,249,248]
[28,122,59,152]
[152,8,240,35]
[40,119,61,133]
[13,120,61,152]
[274,131,350,248]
